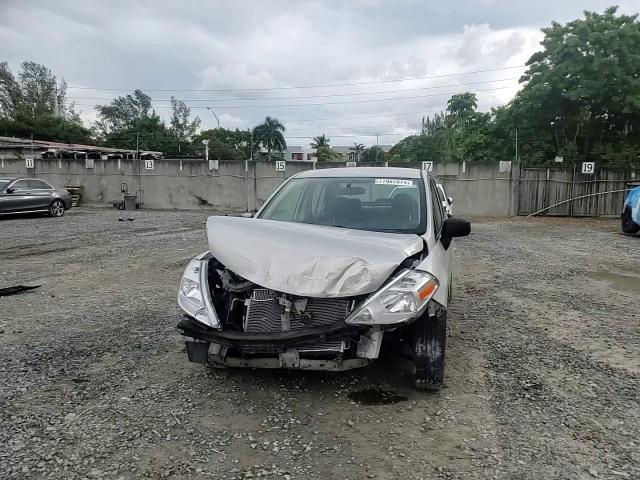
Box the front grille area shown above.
[241,289,351,355]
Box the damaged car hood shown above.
[206,216,424,297]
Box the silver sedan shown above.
[0,177,73,217]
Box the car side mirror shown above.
[5,187,14,194]
[440,217,470,249]
[442,217,470,238]
[240,212,254,218]
[447,196,453,205]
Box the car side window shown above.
[12,180,30,191]
[28,180,52,189]
[429,181,444,236]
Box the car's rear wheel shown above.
[49,200,65,217]
[411,306,446,391]
[621,207,639,234]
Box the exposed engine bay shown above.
[207,256,365,359]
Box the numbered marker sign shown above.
[144,159,154,170]
[275,160,286,172]
[581,162,595,174]
[421,161,433,172]
[25,158,34,169]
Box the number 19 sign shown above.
[581,162,595,174]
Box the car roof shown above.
[295,167,423,179]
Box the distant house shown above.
[285,145,316,162]
[0,136,163,160]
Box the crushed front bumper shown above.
[177,315,381,371]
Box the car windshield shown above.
[258,176,426,234]
[0,180,10,190]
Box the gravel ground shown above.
[0,208,638,479]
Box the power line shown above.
[72,86,512,110]
[67,78,518,102]
[191,110,442,125]
[66,65,526,92]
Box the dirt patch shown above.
[586,270,640,294]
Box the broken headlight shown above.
[345,269,439,326]
[177,257,221,329]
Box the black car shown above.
[0,177,73,217]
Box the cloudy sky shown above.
[1,0,637,147]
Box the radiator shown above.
[241,289,351,355]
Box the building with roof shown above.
[0,136,163,160]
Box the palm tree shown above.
[310,134,330,150]
[349,143,365,162]
[252,116,286,161]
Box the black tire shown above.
[411,306,447,391]
[49,199,65,217]
[621,207,639,234]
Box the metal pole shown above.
[515,128,518,163]
[527,188,633,217]
[376,134,379,161]
[207,107,220,128]
[136,132,141,192]
[245,160,250,212]
[30,133,34,177]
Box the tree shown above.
[310,133,341,161]
[169,97,201,151]
[252,116,286,161]
[0,61,90,143]
[446,93,478,119]
[311,134,329,150]
[94,90,169,152]
[496,6,640,165]
[192,128,252,160]
[363,146,386,162]
[349,143,365,162]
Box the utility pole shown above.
[376,134,379,161]
[250,129,253,161]
[515,128,518,163]
[136,132,141,192]
[207,107,220,128]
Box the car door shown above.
[27,179,55,210]
[0,179,35,213]
[417,175,452,307]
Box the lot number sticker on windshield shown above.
[375,178,413,186]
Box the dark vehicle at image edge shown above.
[0,177,72,217]
[177,168,470,390]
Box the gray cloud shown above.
[1,0,638,146]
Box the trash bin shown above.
[124,194,137,210]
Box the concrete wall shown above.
[0,157,517,216]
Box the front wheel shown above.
[49,200,66,217]
[411,305,447,391]
[621,207,639,234]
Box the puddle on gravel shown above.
[586,270,640,294]
[347,388,407,405]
